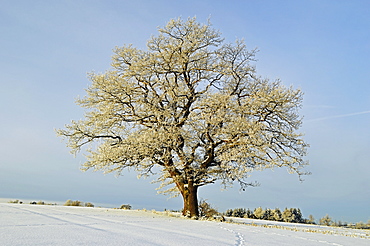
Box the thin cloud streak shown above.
[306,110,370,122]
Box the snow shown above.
[0,203,368,246]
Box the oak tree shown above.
[57,17,308,218]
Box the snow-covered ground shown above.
[0,203,368,245]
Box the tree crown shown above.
[57,17,309,197]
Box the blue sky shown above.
[1,0,369,223]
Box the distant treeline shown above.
[224,207,308,224]
[224,207,370,229]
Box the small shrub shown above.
[8,199,20,204]
[72,200,82,206]
[85,202,94,207]
[319,214,333,226]
[198,199,219,218]
[307,214,316,224]
[64,199,73,206]
[120,204,132,210]
[64,199,83,206]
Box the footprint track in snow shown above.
[220,225,245,246]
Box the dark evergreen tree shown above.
[225,209,233,217]
[245,208,254,219]
[262,208,273,220]
[232,208,246,218]
[291,208,303,223]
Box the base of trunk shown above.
[181,184,199,218]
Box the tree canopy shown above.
[57,17,309,218]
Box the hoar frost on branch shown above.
[57,17,309,218]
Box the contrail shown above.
[306,110,370,122]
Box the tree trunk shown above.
[180,181,199,218]
[171,170,199,218]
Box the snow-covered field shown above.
[0,203,368,245]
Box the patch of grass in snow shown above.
[8,199,22,204]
